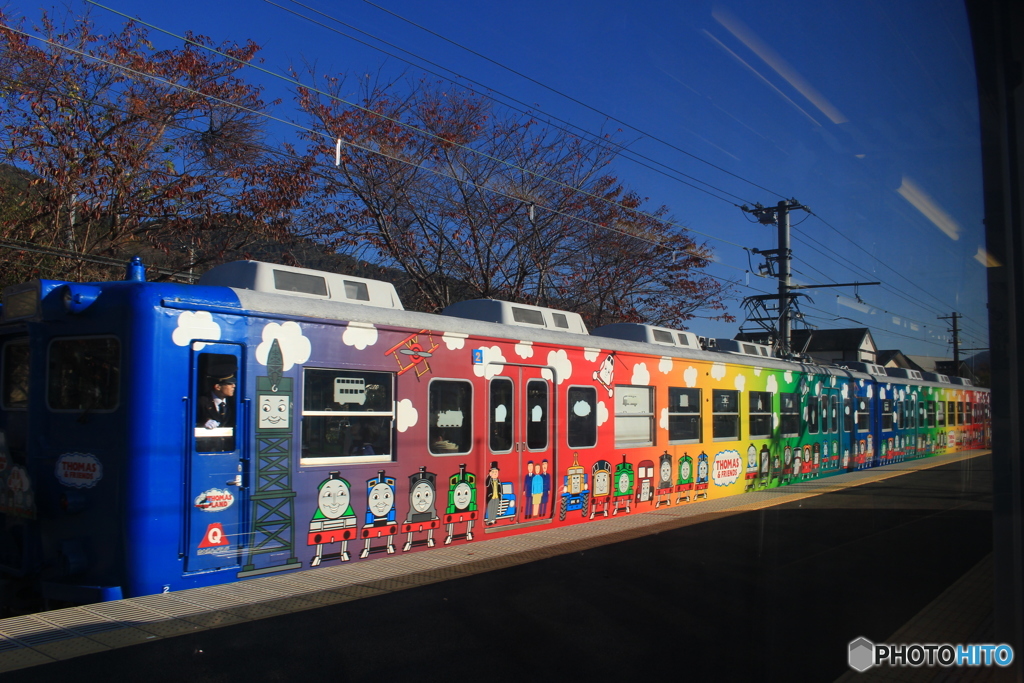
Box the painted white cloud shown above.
[734,374,746,392]
[584,347,601,362]
[172,310,221,350]
[684,366,698,388]
[396,398,418,432]
[879,387,887,399]
[256,321,311,370]
[867,385,874,399]
[660,406,669,430]
[442,332,467,350]
[472,345,506,380]
[596,400,609,426]
[515,341,534,359]
[572,400,592,418]
[545,349,572,384]
[631,362,651,385]
[898,388,906,401]
[841,383,849,399]
[659,356,673,374]
[342,322,378,350]
[784,371,793,384]
[753,366,762,377]
[766,375,779,394]
[711,362,727,381]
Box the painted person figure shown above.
[538,459,551,516]
[197,373,236,451]
[522,461,535,520]
[485,461,501,525]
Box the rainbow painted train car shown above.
[0,259,990,602]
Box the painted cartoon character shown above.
[402,466,440,552]
[484,461,517,525]
[444,463,477,544]
[654,452,673,508]
[589,460,613,519]
[593,354,615,397]
[612,454,635,513]
[308,472,357,565]
[634,460,655,505]
[744,444,758,492]
[792,446,803,478]
[675,454,694,503]
[694,452,710,500]
[812,443,821,477]
[559,453,590,521]
[360,470,397,558]
[782,444,793,483]
[763,444,775,487]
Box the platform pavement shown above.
[0,449,996,681]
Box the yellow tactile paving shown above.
[0,449,990,674]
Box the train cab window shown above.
[780,392,800,436]
[712,389,739,440]
[489,378,513,453]
[937,401,946,428]
[302,368,394,463]
[526,380,549,450]
[927,401,937,428]
[856,397,870,431]
[748,391,772,438]
[614,385,654,448]
[196,354,238,452]
[428,380,472,455]
[807,396,820,434]
[881,400,893,431]
[2,340,30,410]
[844,398,854,432]
[668,387,701,443]
[47,337,120,411]
[567,386,598,448]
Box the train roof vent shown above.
[885,368,923,380]
[199,261,404,309]
[844,361,888,376]
[948,376,973,386]
[591,323,699,348]
[713,338,772,357]
[441,299,588,334]
[922,372,951,383]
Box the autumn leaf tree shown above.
[288,74,732,327]
[0,7,306,285]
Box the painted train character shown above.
[674,454,694,503]
[444,463,477,545]
[612,454,635,514]
[758,443,771,488]
[635,460,655,505]
[744,444,758,492]
[694,452,710,500]
[782,445,794,483]
[654,452,673,508]
[589,460,613,519]
[559,453,590,521]
[360,470,397,558]
[402,466,440,552]
[308,472,357,565]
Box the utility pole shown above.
[741,199,879,359]
[938,312,962,366]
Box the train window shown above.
[807,396,820,434]
[428,380,472,455]
[511,306,544,325]
[829,395,840,433]
[273,269,328,296]
[668,387,701,443]
[526,379,548,450]
[47,337,120,412]
[196,353,238,452]
[947,401,956,426]
[881,400,893,431]
[712,389,739,440]
[957,401,965,425]
[552,312,569,329]
[567,386,598,448]
[748,391,772,438]
[918,400,926,428]
[844,398,854,432]
[301,368,394,463]
[676,333,691,346]
[780,392,800,436]
[927,401,937,428]
[856,398,870,431]
[895,401,904,429]
[652,329,673,344]
[614,385,654,448]
[966,402,973,425]
[489,378,513,453]
[937,400,946,428]
[343,280,370,301]
[1,340,29,410]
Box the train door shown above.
[822,388,842,473]
[486,367,554,526]
[185,343,247,572]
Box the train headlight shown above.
[61,284,101,314]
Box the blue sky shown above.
[13,0,988,358]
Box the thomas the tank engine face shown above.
[319,478,351,519]
[617,471,630,493]
[697,459,709,483]
[659,459,672,487]
[747,445,757,469]
[368,482,395,518]
[594,470,610,496]
[410,480,435,514]
[452,482,472,511]
[679,459,691,482]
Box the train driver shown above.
[197,373,236,451]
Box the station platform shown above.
[0,449,995,681]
